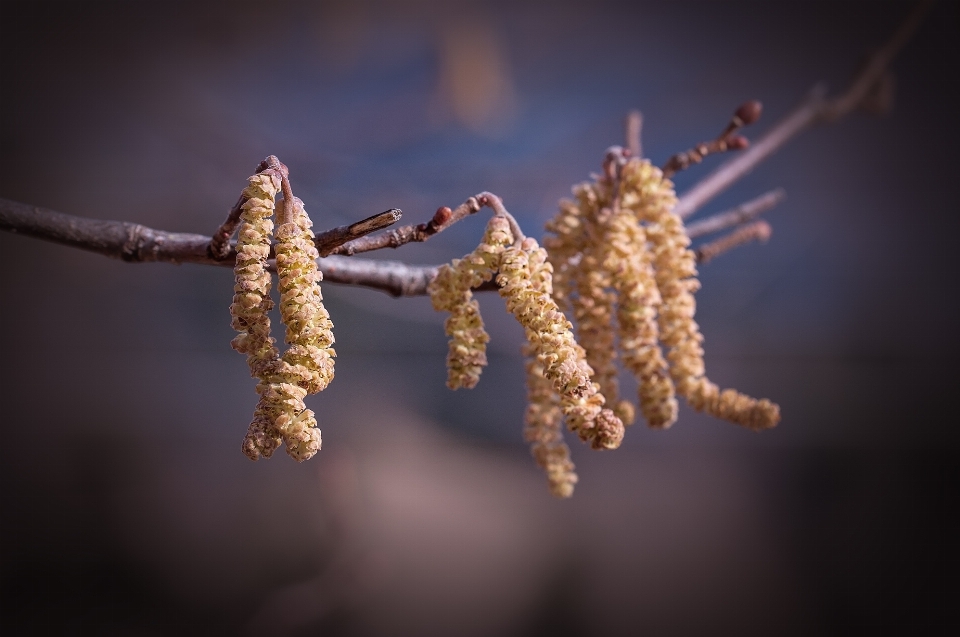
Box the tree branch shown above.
[315,209,403,257]
[327,191,524,256]
[685,189,784,239]
[0,196,435,296]
[694,220,772,264]
[673,0,931,220]
[661,100,760,179]
[328,199,478,256]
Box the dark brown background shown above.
[1,1,957,634]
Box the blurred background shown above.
[1,0,957,634]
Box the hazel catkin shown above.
[523,343,578,498]
[231,169,335,462]
[428,216,514,389]
[623,158,779,430]
[230,171,284,458]
[499,237,624,450]
[602,204,677,429]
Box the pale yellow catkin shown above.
[523,343,577,498]
[230,172,284,458]
[573,208,635,425]
[231,175,335,461]
[601,202,677,429]
[499,237,624,450]
[623,158,780,430]
[429,216,514,389]
[543,197,587,313]
[546,176,675,428]
[521,241,578,496]
[550,185,638,425]
[269,196,335,460]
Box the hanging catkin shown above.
[230,168,335,461]
[622,158,779,430]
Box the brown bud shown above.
[735,100,763,126]
[727,135,750,150]
[433,206,453,226]
[754,220,773,242]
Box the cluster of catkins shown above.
[429,215,625,498]
[229,170,336,462]
[545,158,780,434]
[431,160,779,497]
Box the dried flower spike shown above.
[543,197,587,312]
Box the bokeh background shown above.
[1,0,958,634]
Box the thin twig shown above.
[328,190,525,256]
[662,101,760,178]
[0,196,434,296]
[329,198,480,256]
[315,209,403,256]
[821,0,932,121]
[674,0,931,219]
[694,220,772,264]
[209,193,246,259]
[625,110,642,158]
[685,189,784,239]
[209,156,400,259]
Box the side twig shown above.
[695,220,772,264]
[315,209,403,256]
[661,101,760,178]
[685,189,784,239]
[674,0,931,219]
[328,191,525,256]
[625,110,643,158]
[329,199,480,256]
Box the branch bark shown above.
[0,196,436,296]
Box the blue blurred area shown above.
[1,1,957,635]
